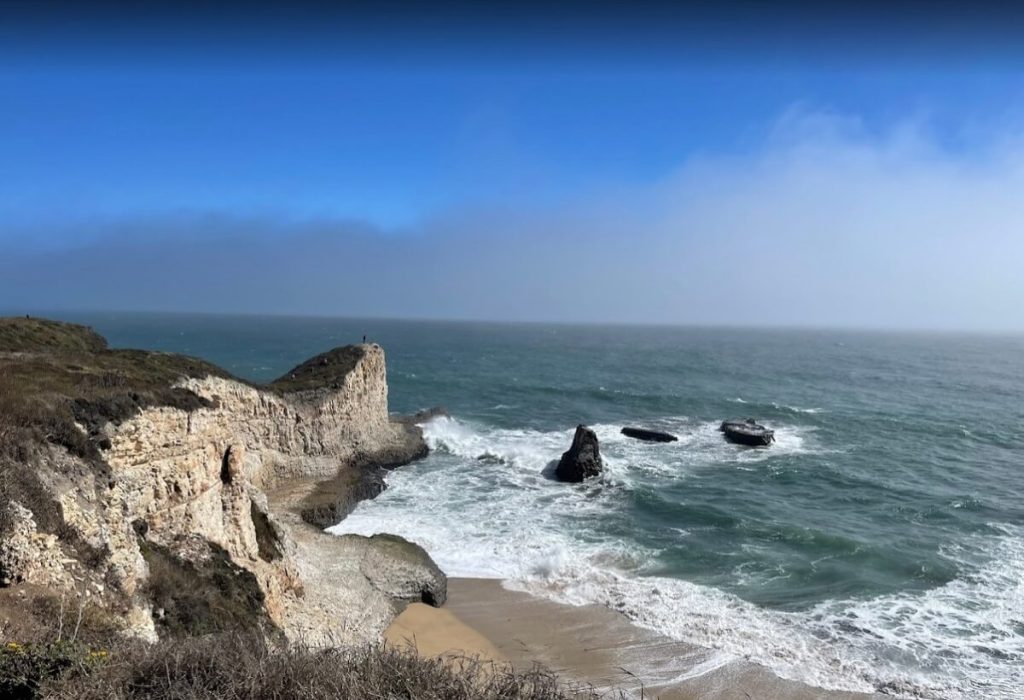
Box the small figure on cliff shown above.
[362,335,367,343]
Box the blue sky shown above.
[4,65,1023,229]
[3,3,1024,330]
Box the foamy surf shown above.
[331,416,1024,699]
[511,529,1024,699]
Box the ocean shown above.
[62,312,1023,698]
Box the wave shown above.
[599,525,1024,699]
[331,416,1022,699]
[798,524,1024,698]
[728,397,825,414]
[772,402,825,414]
[417,417,815,491]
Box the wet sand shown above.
[387,577,880,699]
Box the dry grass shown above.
[1,632,613,700]
[0,318,107,354]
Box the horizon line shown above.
[7,307,1023,339]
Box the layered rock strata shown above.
[0,319,440,646]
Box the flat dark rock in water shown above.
[621,427,678,443]
[555,425,603,482]
[720,418,775,447]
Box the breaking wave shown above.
[331,416,1024,699]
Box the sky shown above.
[3,1,1024,331]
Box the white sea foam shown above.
[772,402,825,414]
[561,527,1024,699]
[331,416,1023,699]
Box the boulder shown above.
[720,418,775,447]
[555,425,603,482]
[621,427,678,443]
[357,533,447,607]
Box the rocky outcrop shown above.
[720,418,775,447]
[555,425,603,482]
[392,406,449,426]
[352,533,446,607]
[0,501,70,589]
[621,427,678,443]
[0,322,440,648]
[283,469,389,530]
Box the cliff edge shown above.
[0,317,441,646]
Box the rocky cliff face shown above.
[0,319,441,646]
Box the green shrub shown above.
[0,640,107,700]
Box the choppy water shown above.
[64,312,1024,698]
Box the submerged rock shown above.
[555,425,603,482]
[621,427,678,443]
[720,418,775,447]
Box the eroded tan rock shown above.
[0,344,442,646]
[0,501,71,589]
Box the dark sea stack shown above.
[621,427,678,443]
[720,418,775,447]
[555,425,603,482]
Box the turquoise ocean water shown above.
[58,312,1023,698]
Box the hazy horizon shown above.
[11,308,1024,339]
[4,2,1024,332]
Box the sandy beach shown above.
[387,578,880,700]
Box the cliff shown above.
[0,317,442,646]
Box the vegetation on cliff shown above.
[268,345,367,394]
[0,318,380,469]
[2,632,606,700]
[0,318,239,592]
[0,317,231,466]
[0,317,428,638]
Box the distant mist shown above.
[4,110,1024,332]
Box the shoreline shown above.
[388,578,880,700]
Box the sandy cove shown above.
[387,578,883,700]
